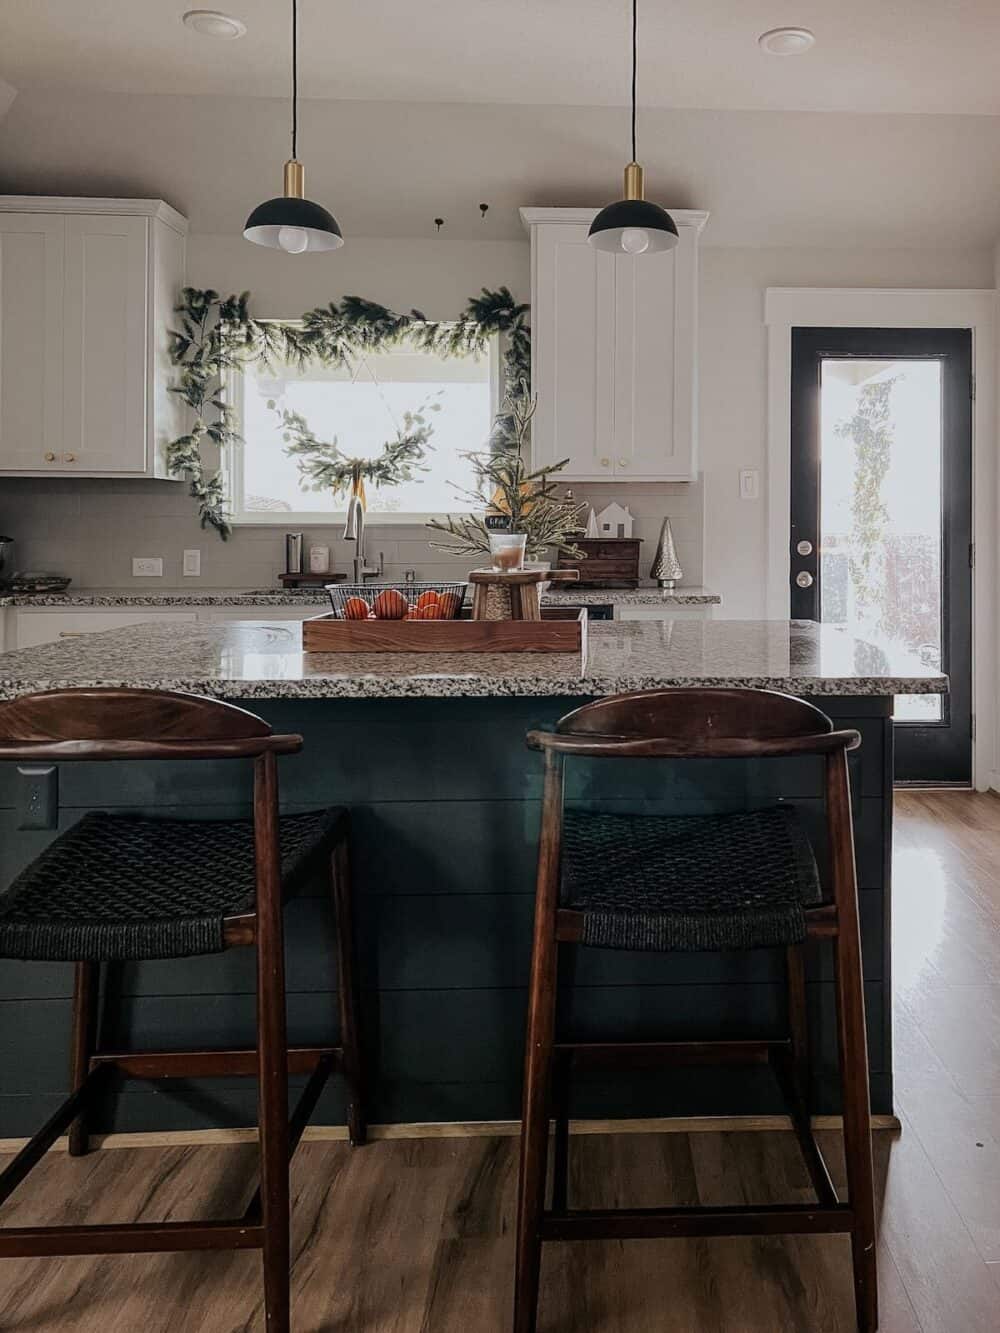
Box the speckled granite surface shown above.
[0,618,946,700]
[0,585,720,608]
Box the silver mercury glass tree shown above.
[649,517,683,588]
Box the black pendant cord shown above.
[291,0,298,160]
[631,0,637,162]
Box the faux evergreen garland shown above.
[276,397,439,499]
[167,286,531,537]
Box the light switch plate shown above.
[739,469,760,500]
[16,765,58,830]
[132,557,163,577]
[183,549,201,576]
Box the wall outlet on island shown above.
[132,556,163,577]
[183,549,201,577]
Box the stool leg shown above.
[786,944,810,1101]
[68,962,99,1157]
[255,753,291,1333]
[550,942,578,1214]
[827,751,878,1333]
[514,751,563,1333]
[330,833,367,1147]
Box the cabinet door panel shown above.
[15,610,197,649]
[614,249,681,478]
[63,215,148,473]
[532,226,614,480]
[0,215,65,472]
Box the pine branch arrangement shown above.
[426,390,586,561]
[276,398,439,498]
[167,286,531,537]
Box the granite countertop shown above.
[0,585,721,609]
[0,618,946,700]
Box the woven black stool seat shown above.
[562,805,822,952]
[0,808,345,962]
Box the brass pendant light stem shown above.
[284,159,305,198]
[624,162,644,201]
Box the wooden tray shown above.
[302,609,586,654]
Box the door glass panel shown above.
[819,359,943,722]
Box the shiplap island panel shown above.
[0,619,942,1134]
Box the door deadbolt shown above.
[796,540,813,556]
[795,571,814,588]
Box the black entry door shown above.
[790,327,972,785]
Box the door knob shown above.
[795,571,814,588]
[796,540,813,556]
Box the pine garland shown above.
[167,286,531,536]
[277,398,439,498]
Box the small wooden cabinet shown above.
[521,206,708,483]
[0,198,187,478]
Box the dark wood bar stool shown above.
[0,687,366,1333]
[514,687,877,1333]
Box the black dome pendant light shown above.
[244,0,343,253]
[588,0,678,255]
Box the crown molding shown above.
[0,195,188,235]
[520,206,709,233]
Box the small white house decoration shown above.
[596,502,634,539]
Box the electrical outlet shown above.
[16,765,58,830]
[183,548,201,577]
[739,469,760,500]
[132,557,163,577]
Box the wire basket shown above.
[326,582,467,621]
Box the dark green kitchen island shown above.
[0,618,945,1136]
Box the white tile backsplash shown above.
[0,476,703,589]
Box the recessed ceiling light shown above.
[758,27,815,56]
[182,10,247,40]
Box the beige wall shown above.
[1,234,993,601]
[700,245,995,617]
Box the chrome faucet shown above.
[343,495,383,583]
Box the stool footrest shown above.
[90,1045,341,1080]
[0,1220,264,1259]
[554,1039,781,1069]
[540,1202,855,1242]
[0,1066,110,1208]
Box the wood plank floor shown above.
[1,789,999,1330]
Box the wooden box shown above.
[301,609,586,654]
[556,537,642,588]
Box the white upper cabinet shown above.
[521,207,707,482]
[0,197,187,478]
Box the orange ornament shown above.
[372,589,409,619]
[413,604,445,619]
[415,589,440,609]
[437,591,461,619]
[342,597,370,620]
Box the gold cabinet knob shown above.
[619,458,629,467]
[44,452,56,462]
[600,457,610,467]
[63,453,76,463]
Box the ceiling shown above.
[4,0,1000,115]
[3,88,1000,250]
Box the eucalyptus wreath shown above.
[167,286,531,538]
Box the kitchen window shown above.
[227,331,496,523]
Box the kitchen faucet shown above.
[343,495,383,583]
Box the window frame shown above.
[224,323,503,527]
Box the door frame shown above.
[765,287,996,789]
